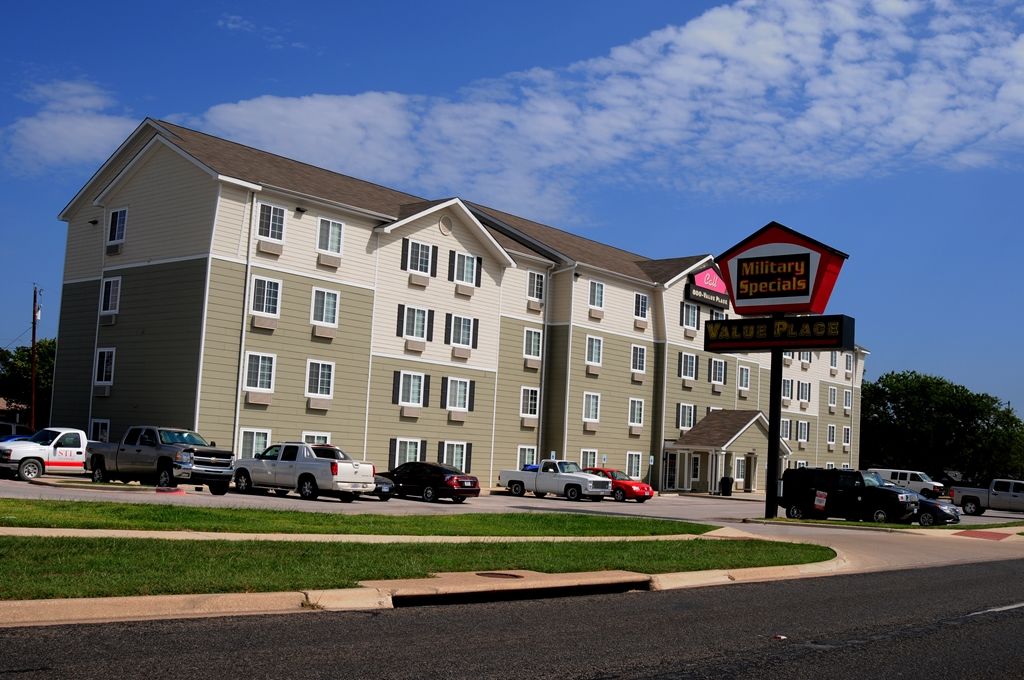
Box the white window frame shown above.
[780,419,791,440]
[580,449,598,468]
[527,271,544,301]
[680,352,697,380]
[518,445,538,468]
[841,462,851,470]
[107,207,127,244]
[520,386,539,417]
[797,420,809,442]
[845,353,854,371]
[782,378,793,399]
[407,239,432,274]
[843,426,852,445]
[90,418,110,443]
[828,386,838,407]
[734,456,746,483]
[797,380,811,403]
[451,315,474,347]
[523,328,543,359]
[796,460,808,469]
[633,292,649,320]
[690,455,701,482]
[799,351,812,362]
[100,276,121,315]
[628,398,644,427]
[710,358,726,385]
[830,351,838,368]
[453,251,477,286]
[583,392,601,422]
[588,280,605,309]
[626,452,641,479]
[448,377,470,412]
[95,348,115,385]
[396,438,421,464]
[678,403,695,430]
[251,276,282,317]
[444,441,468,471]
[257,202,286,242]
[631,345,646,373]
[585,335,603,366]
[240,428,271,458]
[399,371,425,407]
[827,424,837,444]
[317,217,344,255]
[303,431,331,444]
[404,305,428,340]
[738,365,750,391]
[305,359,334,398]
[826,462,836,470]
[844,389,853,409]
[244,352,276,392]
[711,308,727,321]
[310,287,340,327]
[683,302,699,330]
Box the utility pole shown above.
[30,285,39,431]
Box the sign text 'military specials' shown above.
[735,253,810,300]
[703,315,855,352]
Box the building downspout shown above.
[231,190,258,457]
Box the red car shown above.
[584,468,654,503]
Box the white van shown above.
[867,468,944,498]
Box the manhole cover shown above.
[475,572,523,579]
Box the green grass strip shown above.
[0,499,709,536]
[0,537,835,600]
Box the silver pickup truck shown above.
[498,459,612,501]
[86,425,234,494]
[232,442,375,502]
[949,479,1024,515]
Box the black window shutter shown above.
[422,375,431,406]
[437,441,445,464]
[396,304,405,337]
[448,250,456,281]
[696,305,701,329]
[471,319,479,349]
[444,313,452,345]
[707,358,713,382]
[427,310,435,341]
[475,256,482,287]
[680,301,685,326]
[392,371,400,404]
[723,363,728,385]
[677,352,683,378]
[400,238,409,271]
[440,377,449,409]
[468,380,476,412]
[419,439,427,461]
[676,404,681,429]
[430,246,438,277]
[694,357,699,380]
[389,438,397,470]
[465,443,473,473]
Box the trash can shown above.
[719,476,734,497]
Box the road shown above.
[1,559,1021,679]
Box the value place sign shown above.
[704,315,855,352]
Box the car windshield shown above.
[29,429,60,445]
[862,472,883,487]
[312,446,351,460]
[610,471,631,481]
[558,461,583,473]
[159,430,210,446]
[917,471,934,482]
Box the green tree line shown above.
[0,338,55,428]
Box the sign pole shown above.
[765,329,784,519]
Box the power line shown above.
[3,326,33,351]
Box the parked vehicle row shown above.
[497,460,612,501]
[232,442,375,501]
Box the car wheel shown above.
[91,463,107,484]
[533,491,547,498]
[422,486,438,503]
[872,508,889,523]
[273,489,289,497]
[208,482,229,496]
[17,459,43,481]
[156,464,176,488]
[452,496,467,504]
[786,505,804,519]
[234,471,253,494]
[918,511,935,527]
[298,476,319,501]
[962,498,982,516]
[509,481,525,497]
[565,485,581,501]
[613,488,626,502]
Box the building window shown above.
[781,419,791,440]
[396,438,420,464]
[799,351,812,362]
[580,449,598,468]
[258,203,285,241]
[90,419,110,443]
[586,336,603,365]
[631,345,646,373]
[240,429,270,457]
[520,387,539,417]
[447,377,470,411]
[826,462,835,470]
[244,352,275,391]
[735,457,746,482]
[783,351,793,359]
[583,392,601,422]
[843,426,851,445]
[841,462,850,469]
[845,353,854,371]
[450,315,474,347]
[634,293,649,319]
[100,277,121,314]
[407,239,432,274]
[444,441,467,471]
[311,288,339,326]
[404,306,428,340]
[691,455,700,482]
[827,424,836,444]
[797,420,809,442]
[797,381,811,402]
[527,271,544,300]
[796,460,808,468]
[589,281,604,308]
[400,372,424,406]
[830,351,838,368]
[317,218,343,254]
[738,365,750,390]
[518,445,537,468]
[452,252,478,285]
[682,302,699,329]
[524,328,542,358]
[828,386,837,407]
[711,308,727,321]
[626,452,641,478]
[844,389,853,409]
[303,432,330,444]
[782,378,793,399]
[107,208,127,244]
[629,398,644,427]
[679,352,697,380]
[306,360,334,398]
[677,403,695,430]
[710,358,726,385]
[95,348,115,385]
[251,277,281,317]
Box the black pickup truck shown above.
[780,467,919,523]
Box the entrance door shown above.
[664,453,678,490]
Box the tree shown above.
[861,370,1024,482]
[0,338,56,428]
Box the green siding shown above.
[51,281,101,430]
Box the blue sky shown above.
[2,0,1022,411]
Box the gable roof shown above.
[636,255,712,285]
[379,198,516,268]
[667,409,792,455]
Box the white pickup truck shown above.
[498,459,612,501]
[0,427,88,480]
[232,442,375,502]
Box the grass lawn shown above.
[0,499,710,536]
[0,536,835,600]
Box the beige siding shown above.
[196,259,246,447]
[499,261,548,322]
[211,183,252,261]
[63,212,105,281]
[50,281,101,429]
[572,270,656,341]
[492,317,544,485]
[548,269,574,324]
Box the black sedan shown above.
[917,495,960,526]
[370,474,394,501]
[380,462,480,503]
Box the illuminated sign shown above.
[736,253,810,300]
[685,265,730,308]
[703,315,855,352]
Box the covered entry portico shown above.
[662,410,792,494]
